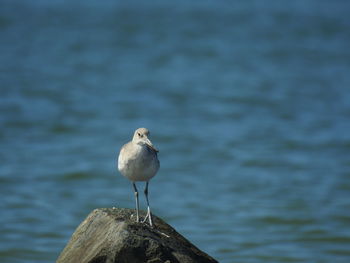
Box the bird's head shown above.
[132,128,158,152]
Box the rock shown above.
[57,208,218,263]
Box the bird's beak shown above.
[145,137,159,152]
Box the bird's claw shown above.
[142,212,153,227]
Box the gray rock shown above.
[57,208,218,263]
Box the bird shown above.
[117,128,160,227]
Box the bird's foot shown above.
[142,212,153,227]
[130,213,140,223]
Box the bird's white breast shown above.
[118,142,159,182]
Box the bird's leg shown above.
[132,182,140,222]
[142,181,153,227]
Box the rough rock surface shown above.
[57,208,218,263]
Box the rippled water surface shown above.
[1,1,350,262]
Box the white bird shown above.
[117,128,160,227]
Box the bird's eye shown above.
[138,133,143,137]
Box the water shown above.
[1,0,350,262]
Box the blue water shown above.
[1,1,350,262]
